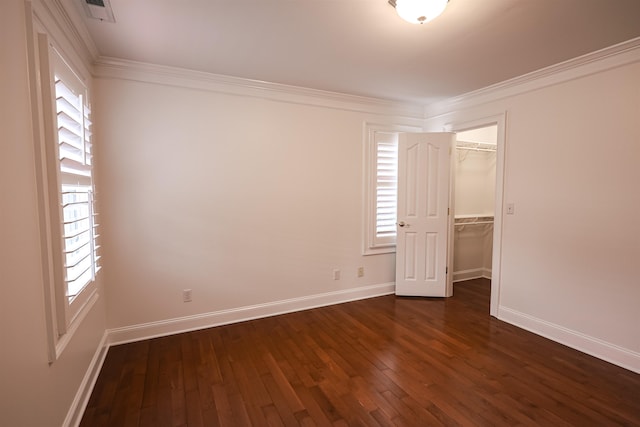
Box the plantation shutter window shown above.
[364,127,404,255]
[29,13,102,361]
[374,138,398,245]
[53,55,100,302]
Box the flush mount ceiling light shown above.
[388,0,449,24]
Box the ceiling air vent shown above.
[82,0,116,23]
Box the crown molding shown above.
[425,37,640,119]
[93,57,426,120]
[31,0,99,70]
[58,0,99,59]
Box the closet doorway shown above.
[450,124,498,303]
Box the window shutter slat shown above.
[57,113,83,138]
[60,158,92,177]
[58,127,83,150]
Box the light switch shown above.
[506,203,515,215]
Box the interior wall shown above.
[94,76,416,330]
[456,125,498,145]
[453,146,496,280]
[427,60,640,364]
[454,148,496,216]
[452,224,493,278]
[0,1,107,425]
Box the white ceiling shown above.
[75,0,640,104]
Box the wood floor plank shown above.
[262,353,306,413]
[81,279,640,426]
[210,383,233,426]
[290,384,334,427]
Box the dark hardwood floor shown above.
[81,279,640,426]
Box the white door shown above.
[395,132,454,297]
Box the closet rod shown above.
[455,146,496,152]
[454,220,494,226]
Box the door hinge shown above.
[446,266,448,274]
[448,207,450,215]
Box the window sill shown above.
[363,246,396,256]
[50,290,99,364]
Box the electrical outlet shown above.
[333,269,340,280]
[183,289,192,302]
[357,267,364,277]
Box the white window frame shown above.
[26,10,100,362]
[363,123,421,255]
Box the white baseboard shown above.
[64,331,110,427]
[498,306,640,374]
[108,282,396,345]
[453,268,492,283]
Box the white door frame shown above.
[444,113,507,317]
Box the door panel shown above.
[396,132,453,297]
[404,232,417,280]
[426,143,440,217]
[425,232,437,280]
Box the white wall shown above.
[456,125,498,145]
[454,148,496,217]
[427,56,640,370]
[94,73,419,332]
[453,224,493,278]
[0,1,107,425]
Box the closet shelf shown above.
[456,141,497,152]
[454,215,494,227]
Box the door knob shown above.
[398,221,406,227]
